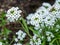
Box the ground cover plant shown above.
[0,0,60,45]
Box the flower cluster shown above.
[46,31,54,42]
[30,34,41,45]
[6,7,22,22]
[16,30,26,41]
[26,0,60,45]
[13,43,22,45]
[27,3,56,28]
[0,42,2,45]
[27,0,60,30]
[13,30,26,45]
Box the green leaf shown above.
[49,43,53,45]
[20,17,32,38]
[29,27,38,34]
[0,11,6,26]
[2,28,12,35]
[29,27,41,38]
[26,42,30,45]
[1,11,6,18]
[21,17,29,32]
[42,41,45,45]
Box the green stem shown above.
[9,36,15,45]
[21,23,32,38]
[29,27,41,38]
[50,38,60,45]
[19,17,32,38]
[56,40,59,45]
[42,41,45,45]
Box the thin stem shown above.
[42,41,46,45]
[21,23,32,38]
[50,38,60,45]
[56,40,59,45]
[9,36,15,45]
[19,18,32,38]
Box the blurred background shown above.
[0,0,55,15]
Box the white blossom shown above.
[42,2,52,10]
[47,36,51,42]
[6,7,22,22]
[0,42,2,45]
[15,38,18,42]
[30,34,41,45]
[16,30,26,41]
[14,43,22,45]
[46,31,54,42]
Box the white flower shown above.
[26,13,34,24]
[30,34,41,45]
[47,36,51,42]
[14,43,16,45]
[41,36,45,39]
[43,14,56,26]
[16,43,22,45]
[16,30,26,40]
[36,6,49,16]
[34,26,40,30]
[15,38,18,42]
[0,42,2,45]
[55,11,60,18]
[14,43,22,45]
[42,2,52,10]
[46,31,54,37]
[53,0,60,11]
[6,7,22,22]
[46,31,54,42]
[27,13,42,27]
[37,38,41,44]
[55,0,60,5]
[26,1,60,44]
[55,29,59,32]
[26,13,40,27]
[33,34,37,41]
[30,13,41,26]
[27,2,55,27]
[26,13,34,20]
[30,39,34,45]
[3,38,6,40]
[56,25,60,29]
[39,29,42,33]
